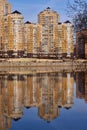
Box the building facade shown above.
[76,30,87,59]
[24,22,41,57]
[0,0,74,58]
[38,8,74,58]
[1,10,24,57]
[0,0,12,56]
[0,0,11,16]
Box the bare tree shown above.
[67,0,87,31]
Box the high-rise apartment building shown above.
[38,7,60,25]
[7,11,24,57]
[38,7,60,57]
[62,21,74,57]
[0,0,12,55]
[0,1,74,58]
[24,22,41,57]
[1,10,24,57]
[0,0,11,16]
[38,7,74,58]
[54,21,73,58]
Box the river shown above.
[0,70,87,130]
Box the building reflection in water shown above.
[76,72,87,102]
[0,71,78,129]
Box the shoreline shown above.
[0,58,87,65]
[0,58,87,66]
[0,58,87,74]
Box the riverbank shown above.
[0,58,87,67]
[0,58,87,74]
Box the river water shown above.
[0,71,87,130]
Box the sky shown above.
[9,0,72,23]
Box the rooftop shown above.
[64,20,71,24]
[12,10,22,15]
[24,21,32,24]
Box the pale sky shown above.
[9,0,72,23]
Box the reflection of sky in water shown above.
[11,108,58,130]
[9,80,87,130]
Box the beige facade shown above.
[0,0,11,52]
[38,8,74,58]
[54,23,62,57]
[7,11,24,57]
[38,7,60,25]
[0,0,11,16]
[1,11,24,57]
[38,7,60,57]
[24,22,41,57]
[0,1,74,58]
[62,21,74,57]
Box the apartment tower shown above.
[38,7,74,58]
[0,1,74,58]
[0,0,12,56]
[1,10,24,57]
[24,22,41,57]
[38,7,60,57]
